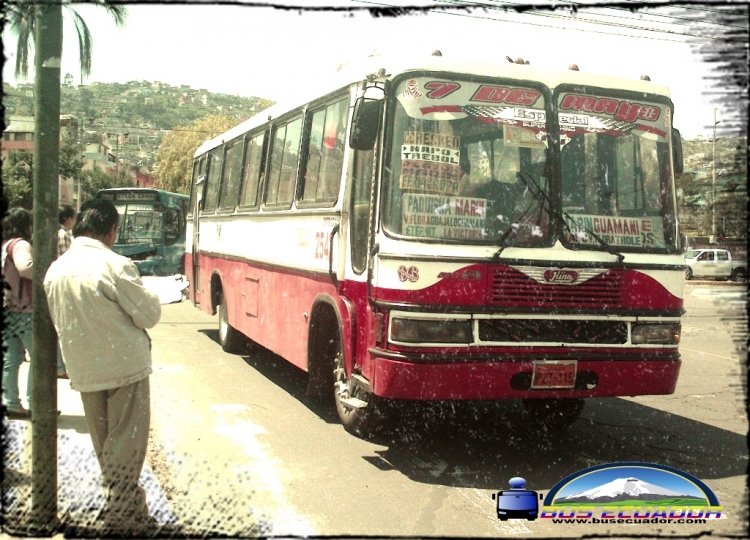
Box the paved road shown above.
[142,281,747,537]
[3,282,744,537]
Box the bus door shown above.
[346,86,382,288]
[191,159,207,304]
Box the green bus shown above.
[95,188,189,276]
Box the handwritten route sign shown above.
[402,193,486,240]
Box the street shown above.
[2,282,747,537]
[144,281,748,537]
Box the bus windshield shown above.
[557,91,678,251]
[383,76,551,247]
[97,188,189,275]
[117,205,163,244]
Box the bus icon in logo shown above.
[492,477,542,521]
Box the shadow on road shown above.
[197,328,339,424]
[196,329,747,494]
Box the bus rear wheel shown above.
[218,295,246,354]
[523,398,584,433]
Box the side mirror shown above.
[349,96,383,150]
[163,208,182,245]
[672,128,684,175]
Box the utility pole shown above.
[30,0,62,533]
[711,108,720,242]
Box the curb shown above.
[684,280,747,287]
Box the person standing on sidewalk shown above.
[44,198,161,532]
[57,203,75,256]
[55,204,76,379]
[2,208,34,419]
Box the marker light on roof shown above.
[569,64,580,71]
[641,75,651,81]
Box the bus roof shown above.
[96,187,188,198]
[195,53,672,158]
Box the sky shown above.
[2,1,746,139]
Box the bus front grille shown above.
[490,267,623,308]
[478,318,628,344]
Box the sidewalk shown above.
[2,363,176,537]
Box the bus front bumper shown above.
[364,351,681,401]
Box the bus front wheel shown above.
[331,339,388,438]
[218,295,246,354]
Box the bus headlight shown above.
[631,323,681,345]
[390,318,472,344]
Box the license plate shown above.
[531,360,577,389]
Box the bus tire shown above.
[329,331,387,438]
[218,294,246,354]
[523,398,584,433]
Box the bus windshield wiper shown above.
[560,207,625,263]
[495,171,625,264]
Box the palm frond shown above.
[95,0,128,26]
[66,8,93,77]
[11,2,36,78]
[8,0,128,79]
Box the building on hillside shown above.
[82,142,118,172]
[678,158,747,248]
[1,115,83,208]
[135,169,156,188]
[1,115,35,161]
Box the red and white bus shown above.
[186,53,685,436]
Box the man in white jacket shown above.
[44,198,161,533]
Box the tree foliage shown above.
[2,150,34,209]
[153,114,240,194]
[1,135,84,210]
[59,132,83,181]
[7,0,126,79]
[79,166,136,203]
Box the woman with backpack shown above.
[2,208,34,418]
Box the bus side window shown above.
[239,132,265,208]
[189,157,207,214]
[266,117,302,207]
[203,148,224,213]
[164,208,182,246]
[219,137,244,211]
[302,98,347,205]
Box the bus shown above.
[96,187,189,276]
[186,53,685,437]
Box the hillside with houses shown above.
[3,80,268,172]
[677,136,747,248]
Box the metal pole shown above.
[30,0,62,533]
[711,108,718,241]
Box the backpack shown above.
[3,238,33,308]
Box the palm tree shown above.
[6,0,126,80]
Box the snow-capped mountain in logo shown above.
[558,477,704,503]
